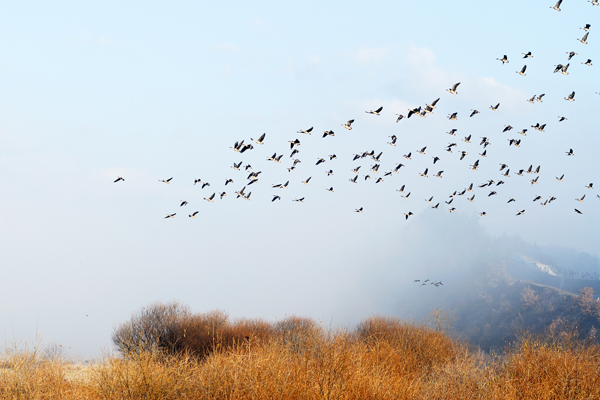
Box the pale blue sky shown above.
[0,0,598,357]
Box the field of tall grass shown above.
[2,304,600,399]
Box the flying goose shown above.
[470,160,480,170]
[497,55,509,64]
[204,193,215,202]
[180,200,188,207]
[566,148,575,156]
[289,138,300,149]
[490,103,500,111]
[533,195,542,202]
[189,211,199,218]
[388,135,397,146]
[322,130,335,138]
[160,177,173,184]
[582,59,592,66]
[575,209,583,214]
[293,197,304,202]
[585,183,594,189]
[272,195,281,202]
[432,203,439,209]
[463,134,472,143]
[519,129,527,136]
[503,125,513,132]
[243,192,252,201]
[396,114,405,122]
[235,186,246,198]
[508,198,516,203]
[426,98,440,110]
[576,194,586,202]
[230,140,244,152]
[470,109,480,117]
[448,208,456,213]
[551,0,562,11]
[316,158,326,165]
[579,32,589,44]
[523,52,533,58]
[558,116,568,122]
[459,151,468,160]
[164,213,176,219]
[201,182,211,189]
[251,133,266,145]
[446,82,460,94]
[468,195,475,202]
[517,65,527,76]
[516,210,525,216]
[432,156,441,164]
[326,187,334,193]
[342,120,354,130]
[581,24,591,31]
[225,179,233,185]
[114,176,124,183]
[366,106,383,115]
[527,95,536,103]
[536,94,545,102]
[402,192,411,199]
[590,0,599,6]
[232,161,242,170]
[326,169,334,176]
[448,112,458,120]
[447,128,457,136]
[425,196,434,203]
[403,152,412,160]
[567,51,578,60]
[349,175,358,183]
[556,174,565,181]
[355,207,364,213]
[417,146,427,155]
[404,212,413,220]
[564,91,575,101]
[302,177,311,185]
[220,192,226,199]
[553,64,564,73]
[419,168,429,178]
[298,127,313,135]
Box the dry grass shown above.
[2,313,600,400]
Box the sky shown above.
[0,0,598,358]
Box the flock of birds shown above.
[113,2,597,231]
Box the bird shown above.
[575,208,583,214]
[579,32,589,44]
[180,200,188,207]
[355,207,363,213]
[164,213,176,219]
[516,210,525,216]
[349,175,358,183]
[566,148,575,156]
[432,203,439,209]
[582,59,592,66]
[585,183,594,189]
[204,193,215,202]
[508,198,516,203]
[201,182,211,189]
[434,171,444,178]
[533,195,542,202]
[556,174,565,182]
[272,195,281,202]
[479,212,487,216]
[114,176,124,183]
[403,152,412,160]
[564,91,575,101]
[298,127,313,135]
[490,103,500,111]
[189,211,199,218]
[302,177,311,185]
[497,55,509,64]
[551,0,562,11]
[235,186,246,198]
[289,139,301,149]
[220,192,226,199]
[558,116,568,122]
[342,120,354,130]
[231,161,242,170]
[470,109,480,117]
[576,195,586,202]
[447,129,457,136]
[404,212,413,220]
[448,208,456,213]
[326,187,334,192]
[160,177,173,184]
[419,168,429,178]
[417,146,427,155]
[523,51,533,58]
[322,130,335,138]
[194,179,202,185]
[396,114,405,122]
[293,198,304,202]
[567,51,578,60]
[425,196,434,203]
[427,98,440,109]
[230,140,244,152]
[448,112,458,120]
[251,133,266,145]
[517,65,527,76]
[590,0,599,6]
[527,95,536,103]
[536,94,545,102]
[402,192,411,199]
[581,24,591,31]
[225,179,233,185]
[432,156,440,164]
[553,64,564,73]
[316,158,326,165]
[463,135,471,144]
[446,82,460,94]
[366,106,383,115]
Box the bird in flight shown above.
[516,65,527,76]
[342,120,354,130]
[160,177,173,184]
[189,211,199,218]
[446,82,460,94]
[114,176,124,183]
[366,107,383,115]
[164,213,176,219]
[497,55,509,64]
[551,0,562,11]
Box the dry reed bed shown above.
[1,316,600,400]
